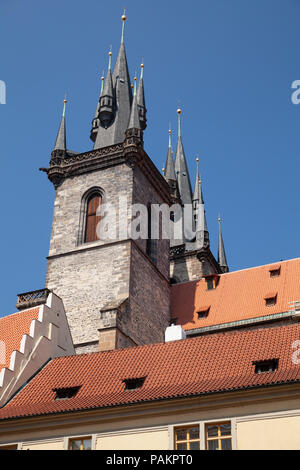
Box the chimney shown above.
[165,324,186,343]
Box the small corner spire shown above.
[218,214,229,273]
[195,178,209,250]
[164,127,176,181]
[121,9,127,44]
[54,97,67,151]
[174,106,193,206]
[133,71,137,96]
[100,69,105,93]
[137,60,147,130]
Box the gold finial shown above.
[218,213,221,224]
[177,102,182,137]
[62,95,67,117]
[131,84,134,89]
[169,129,172,135]
[177,99,182,115]
[196,156,199,163]
[140,60,144,79]
[133,71,137,95]
[121,8,127,21]
[162,167,166,176]
[108,46,113,70]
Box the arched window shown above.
[84,194,102,243]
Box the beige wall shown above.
[21,440,64,450]
[2,391,300,450]
[237,415,300,450]
[96,429,169,450]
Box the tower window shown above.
[146,206,158,265]
[253,359,279,374]
[84,194,102,243]
[123,377,146,391]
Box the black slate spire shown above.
[137,62,147,130]
[218,215,229,273]
[93,12,133,149]
[127,75,141,130]
[90,71,104,143]
[54,98,67,151]
[174,108,193,206]
[195,178,210,249]
[164,128,176,181]
[98,49,115,128]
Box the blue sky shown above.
[0,0,300,317]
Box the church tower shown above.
[41,13,171,354]
[164,110,225,283]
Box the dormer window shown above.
[270,267,281,278]
[205,275,220,291]
[197,307,210,319]
[253,359,279,374]
[265,294,277,307]
[54,386,81,400]
[123,377,146,391]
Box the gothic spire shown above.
[137,62,147,130]
[127,74,141,130]
[90,72,104,143]
[164,128,176,181]
[98,48,114,128]
[195,178,210,250]
[93,11,133,149]
[54,98,67,151]
[174,108,193,206]
[218,215,229,273]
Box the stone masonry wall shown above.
[45,163,133,352]
[129,243,170,345]
[170,253,217,283]
[45,156,171,353]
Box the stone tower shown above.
[41,14,171,354]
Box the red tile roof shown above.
[0,308,40,369]
[1,321,300,420]
[171,258,300,331]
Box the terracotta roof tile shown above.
[0,322,300,420]
[0,308,40,369]
[171,258,300,330]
